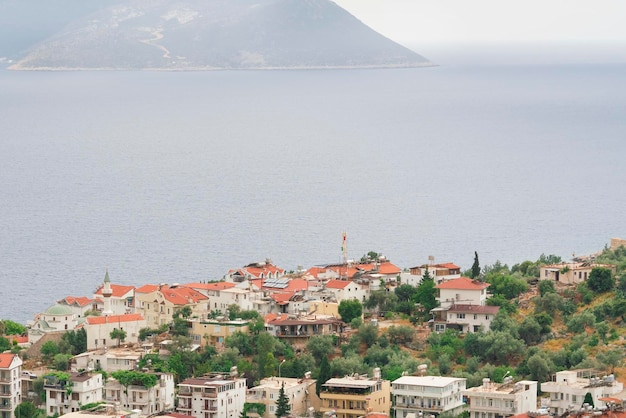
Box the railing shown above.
[202,391,217,398]
[0,402,12,410]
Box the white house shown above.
[392,375,466,418]
[73,346,145,373]
[324,279,369,303]
[436,277,489,308]
[84,313,147,351]
[44,372,104,416]
[463,378,538,418]
[402,263,462,286]
[177,370,247,418]
[0,353,22,418]
[541,370,624,416]
[105,372,175,416]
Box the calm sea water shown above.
[2,46,625,324]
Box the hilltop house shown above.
[57,296,103,319]
[539,262,616,285]
[224,260,285,283]
[431,277,498,333]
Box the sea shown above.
[1,42,625,324]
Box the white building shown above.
[73,346,145,373]
[392,375,466,418]
[402,263,462,286]
[93,274,136,316]
[44,372,104,416]
[324,279,369,303]
[541,370,624,416]
[463,378,538,418]
[105,372,175,416]
[247,376,318,418]
[84,313,147,351]
[436,277,489,309]
[0,353,22,418]
[177,371,247,418]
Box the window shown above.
[457,313,465,319]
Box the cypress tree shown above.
[275,382,291,418]
[471,251,481,279]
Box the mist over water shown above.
[1,44,625,323]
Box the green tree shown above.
[471,251,481,279]
[2,320,26,336]
[598,349,623,374]
[527,353,553,382]
[316,356,331,395]
[518,316,542,345]
[306,336,334,364]
[583,392,595,408]
[538,280,556,297]
[171,316,189,337]
[53,354,73,371]
[275,382,291,418]
[395,284,417,302]
[413,270,437,320]
[41,340,59,360]
[588,267,614,293]
[14,401,42,418]
[338,299,363,324]
[109,328,127,346]
[357,323,379,347]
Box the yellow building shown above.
[189,317,250,349]
[320,369,391,418]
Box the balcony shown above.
[202,391,217,398]
[0,402,12,411]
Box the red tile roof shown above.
[60,296,100,307]
[436,277,489,290]
[0,353,18,368]
[325,280,352,289]
[448,304,499,314]
[434,263,461,270]
[7,335,28,344]
[135,284,160,294]
[95,284,135,297]
[160,286,208,305]
[86,313,144,325]
[182,282,236,291]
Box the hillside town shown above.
[2,238,626,418]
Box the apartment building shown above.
[319,369,391,418]
[177,370,246,418]
[392,375,466,418]
[105,372,175,416]
[44,372,104,416]
[541,370,624,416]
[463,378,537,418]
[247,376,320,418]
[0,353,22,418]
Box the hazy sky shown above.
[333,0,626,44]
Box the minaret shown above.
[102,269,113,316]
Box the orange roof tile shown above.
[95,284,135,297]
[436,277,489,290]
[0,354,18,368]
[182,282,236,291]
[377,262,402,275]
[61,296,99,307]
[86,313,144,325]
[325,280,352,289]
[135,284,160,293]
[434,263,461,270]
[159,286,208,305]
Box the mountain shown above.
[6,0,433,70]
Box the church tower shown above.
[102,269,113,316]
